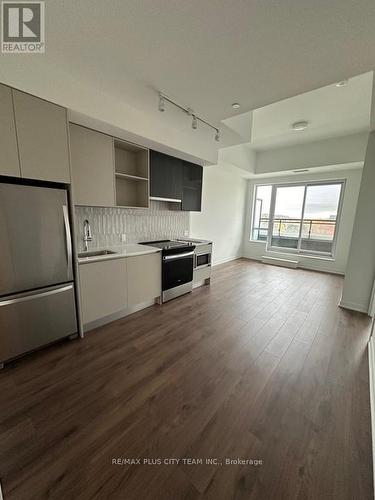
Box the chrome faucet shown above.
[83,219,92,252]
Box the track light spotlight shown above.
[158,94,165,112]
[157,91,218,141]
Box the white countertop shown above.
[77,244,161,265]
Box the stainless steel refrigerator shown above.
[0,181,77,366]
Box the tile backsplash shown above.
[75,201,190,251]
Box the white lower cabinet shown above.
[79,259,128,326]
[127,253,161,307]
[78,253,162,329]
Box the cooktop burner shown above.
[141,239,194,251]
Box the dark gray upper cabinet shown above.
[150,150,183,201]
[150,150,203,211]
[181,161,203,212]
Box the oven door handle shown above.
[163,251,195,261]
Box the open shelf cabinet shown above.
[114,139,149,208]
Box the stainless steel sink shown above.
[78,250,117,258]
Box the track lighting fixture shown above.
[158,93,165,112]
[336,79,348,87]
[291,120,309,131]
[158,91,220,143]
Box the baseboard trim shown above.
[368,338,375,498]
[261,256,298,269]
[298,263,345,276]
[243,255,344,275]
[212,255,241,267]
[339,299,369,314]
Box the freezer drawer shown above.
[0,283,77,363]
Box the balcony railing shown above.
[252,218,337,253]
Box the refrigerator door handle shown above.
[0,284,74,306]
[63,205,73,278]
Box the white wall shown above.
[242,168,363,274]
[218,144,257,174]
[341,132,375,312]
[0,59,242,165]
[190,165,247,265]
[255,132,368,174]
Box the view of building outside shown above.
[251,185,272,240]
[251,182,342,254]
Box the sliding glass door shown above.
[270,185,305,250]
[266,181,344,256]
[300,184,342,253]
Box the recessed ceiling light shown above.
[336,79,348,87]
[292,120,309,131]
[232,103,240,109]
[293,169,310,173]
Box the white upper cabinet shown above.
[69,124,115,207]
[0,84,21,177]
[12,90,71,183]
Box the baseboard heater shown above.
[261,256,299,269]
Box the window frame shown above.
[250,184,273,244]
[250,179,346,258]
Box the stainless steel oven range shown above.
[140,240,196,302]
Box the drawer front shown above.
[0,284,77,363]
[193,266,211,283]
[195,243,212,255]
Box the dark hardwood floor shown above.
[0,259,373,499]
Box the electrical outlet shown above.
[121,233,127,243]
[184,230,189,237]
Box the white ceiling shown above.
[9,0,375,125]
[249,72,373,150]
[220,72,372,175]
[1,0,375,163]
